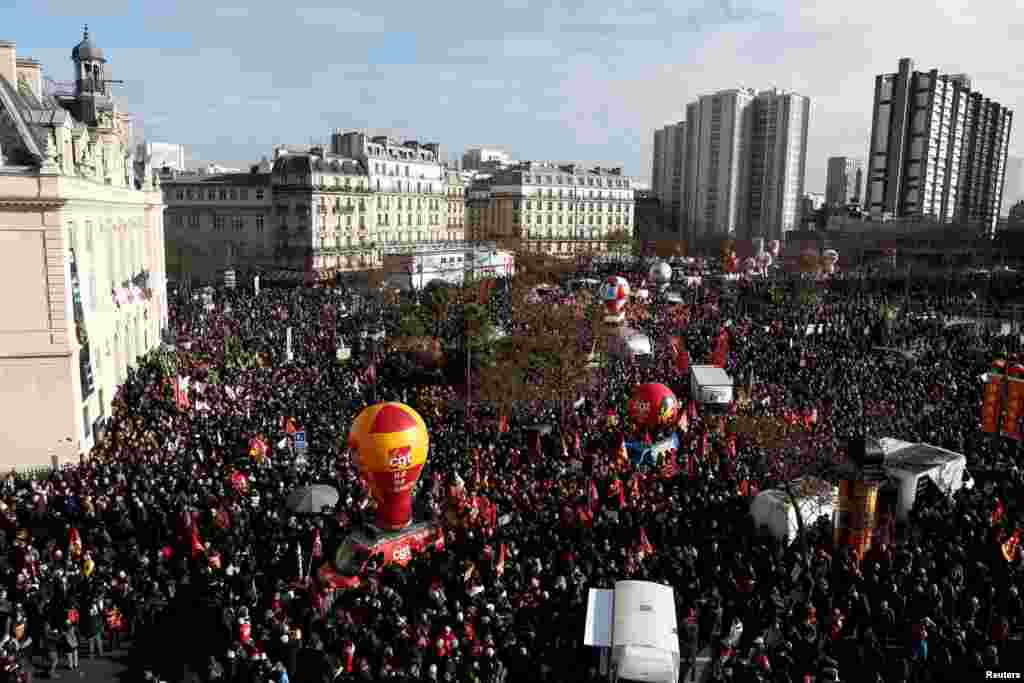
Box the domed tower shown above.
[71,25,109,125]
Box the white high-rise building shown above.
[651,122,686,235]
[664,87,809,243]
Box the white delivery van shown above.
[690,365,733,405]
[879,438,967,521]
[585,581,680,683]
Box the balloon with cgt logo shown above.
[348,402,429,531]
[628,382,679,429]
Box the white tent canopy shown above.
[750,479,837,543]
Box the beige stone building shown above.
[445,169,468,242]
[465,161,635,256]
[0,30,166,467]
[164,132,467,284]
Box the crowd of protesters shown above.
[2,265,1023,683]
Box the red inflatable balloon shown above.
[628,383,679,429]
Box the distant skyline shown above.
[7,0,1024,192]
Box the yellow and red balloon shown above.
[348,402,429,531]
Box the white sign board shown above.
[254,275,261,297]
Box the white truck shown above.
[584,580,680,683]
[690,365,733,405]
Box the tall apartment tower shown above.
[677,88,809,242]
[651,122,686,235]
[684,88,755,240]
[867,57,1013,231]
[826,156,865,207]
[745,88,809,240]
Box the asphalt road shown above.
[21,648,130,683]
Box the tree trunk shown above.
[781,480,812,574]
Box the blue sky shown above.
[5,0,1023,192]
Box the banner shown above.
[982,360,1007,434]
[711,328,729,368]
[1002,364,1024,440]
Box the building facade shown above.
[163,131,465,284]
[461,147,512,172]
[0,31,166,467]
[651,122,686,236]
[665,88,809,244]
[867,57,1013,231]
[445,169,468,242]
[465,162,635,257]
[826,156,865,207]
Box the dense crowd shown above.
[3,268,1024,683]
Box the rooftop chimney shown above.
[0,41,16,89]
[15,57,42,100]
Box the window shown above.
[229,189,238,200]
[232,216,244,231]
[208,189,216,200]
[256,216,264,232]
[219,189,227,200]
[188,214,200,228]
[85,221,94,254]
[255,189,264,201]
[83,404,91,441]
[185,188,193,200]
[175,189,184,200]
[214,216,226,231]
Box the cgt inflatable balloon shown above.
[348,402,429,531]
[600,276,630,321]
[628,383,679,429]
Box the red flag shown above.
[172,375,191,410]
[699,432,709,461]
[1003,528,1022,562]
[589,479,600,512]
[688,453,698,479]
[365,362,377,383]
[639,528,654,556]
[229,470,249,493]
[609,479,625,508]
[712,328,730,368]
[498,413,510,433]
[688,400,697,420]
[190,526,205,558]
[726,434,737,459]
[574,431,581,453]
[993,499,1007,527]
[739,479,750,497]
[496,543,508,576]
[312,529,323,560]
[617,435,629,468]
[68,527,82,558]
[249,436,270,463]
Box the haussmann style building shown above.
[465,161,636,257]
[162,131,466,286]
[0,29,167,467]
